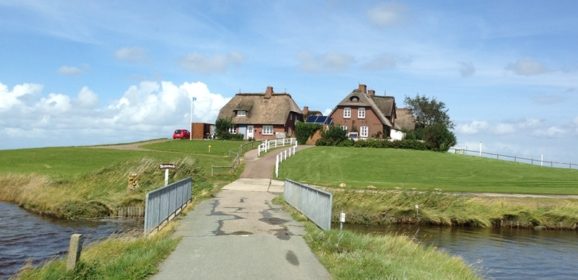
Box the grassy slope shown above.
[280,147,578,194]
[0,140,244,218]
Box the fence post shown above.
[275,154,279,178]
[66,234,83,271]
[541,154,544,166]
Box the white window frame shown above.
[262,125,274,135]
[358,107,365,119]
[237,110,246,116]
[360,126,369,138]
[228,127,237,134]
[343,107,351,118]
[342,125,348,131]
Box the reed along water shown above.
[343,224,578,280]
[0,201,141,279]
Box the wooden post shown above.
[66,234,83,271]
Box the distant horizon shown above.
[1,1,577,163]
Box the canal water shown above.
[0,201,141,279]
[344,224,578,280]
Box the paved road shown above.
[241,145,312,179]
[152,148,330,280]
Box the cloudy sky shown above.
[1,1,577,163]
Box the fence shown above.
[275,142,299,178]
[258,138,296,157]
[449,148,577,170]
[211,141,259,176]
[284,179,333,231]
[144,177,192,234]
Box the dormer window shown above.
[236,110,247,117]
[349,96,359,102]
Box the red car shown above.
[172,129,190,140]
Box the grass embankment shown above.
[17,224,179,280]
[280,147,578,229]
[275,197,480,280]
[281,147,578,194]
[0,140,243,219]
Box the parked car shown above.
[172,129,190,140]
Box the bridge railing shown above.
[258,138,296,157]
[144,177,192,234]
[284,179,332,231]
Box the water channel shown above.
[344,224,578,280]
[0,201,141,279]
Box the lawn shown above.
[280,147,578,194]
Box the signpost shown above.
[160,163,176,186]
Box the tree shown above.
[404,95,457,152]
[404,95,454,129]
[215,118,233,139]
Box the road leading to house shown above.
[241,145,313,179]
[152,146,329,280]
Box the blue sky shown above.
[1,0,577,163]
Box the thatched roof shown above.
[395,108,416,131]
[218,88,303,125]
[331,88,394,127]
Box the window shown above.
[358,107,365,119]
[262,125,274,135]
[360,126,369,138]
[341,126,348,131]
[228,127,237,134]
[236,110,246,116]
[343,107,351,118]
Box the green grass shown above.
[280,147,578,195]
[16,227,179,280]
[0,140,249,218]
[274,197,480,280]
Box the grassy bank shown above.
[280,147,578,195]
[0,140,245,219]
[276,197,480,280]
[332,190,578,229]
[16,225,179,280]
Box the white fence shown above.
[449,148,577,170]
[257,138,296,157]
[284,179,333,231]
[274,142,299,178]
[144,177,192,234]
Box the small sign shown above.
[159,163,176,169]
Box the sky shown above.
[1,0,577,163]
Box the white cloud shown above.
[533,126,566,137]
[506,58,547,76]
[0,81,229,149]
[456,120,488,134]
[0,83,43,112]
[297,52,355,72]
[115,47,146,62]
[367,3,406,27]
[180,52,244,74]
[323,108,332,116]
[493,123,515,135]
[363,54,408,70]
[76,86,98,108]
[58,65,84,75]
[459,61,476,77]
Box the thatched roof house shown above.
[217,86,303,140]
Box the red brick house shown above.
[217,86,303,140]
[329,84,407,140]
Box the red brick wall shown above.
[253,124,286,141]
[330,106,386,138]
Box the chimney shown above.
[358,84,367,94]
[303,106,309,117]
[264,86,274,99]
[368,89,375,97]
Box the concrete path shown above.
[152,148,330,280]
[241,145,313,179]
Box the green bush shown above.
[353,139,427,150]
[295,122,322,144]
[316,125,347,146]
[423,124,456,152]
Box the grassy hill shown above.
[279,147,578,195]
[0,140,246,219]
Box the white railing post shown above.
[275,154,279,178]
[293,145,296,155]
[284,149,287,160]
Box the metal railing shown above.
[449,148,577,170]
[144,177,192,234]
[258,138,296,157]
[284,179,333,231]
